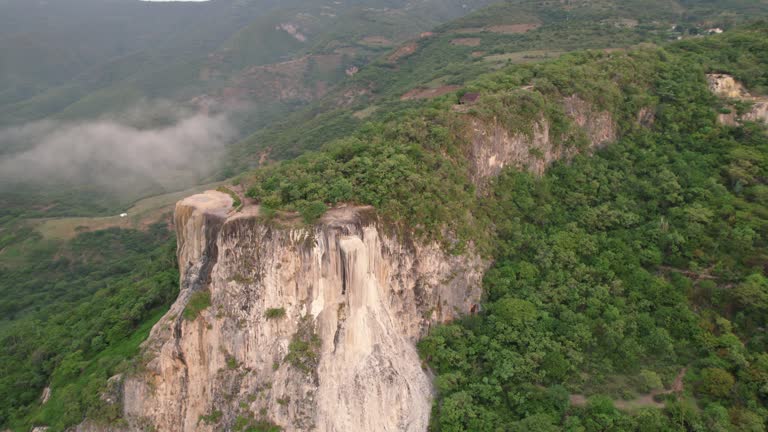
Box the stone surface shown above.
[111,191,484,432]
[708,73,768,126]
[467,94,617,180]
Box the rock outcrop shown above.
[111,191,484,432]
[708,73,768,126]
[707,73,750,99]
[467,94,617,180]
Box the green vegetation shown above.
[245,109,481,245]
[183,290,212,321]
[233,414,282,432]
[199,409,223,425]
[0,223,178,430]
[416,28,768,430]
[239,25,768,430]
[284,318,321,373]
[226,356,239,370]
[230,0,768,167]
[217,186,242,209]
[3,2,768,432]
[265,308,286,320]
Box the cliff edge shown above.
[109,190,483,432]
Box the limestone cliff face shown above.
[467,94,617,181]
[116,191,484,432]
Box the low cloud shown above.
[0,109,234,196]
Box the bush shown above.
[226,356,238,370]
[284,318,320,373]
[217,186,242,208]
[297,201,327,224]
[699,368,735,398]
[638,369,663,392]
[265,308,286,320]
[183,290,212,321]
[199,409,222,425]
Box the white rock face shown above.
[744,100,768,124]
[113,191,484,432]
[40,386,51,405]
[708,73,768,126]
[708,73,750,99]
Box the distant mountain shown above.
[0,0,498,129]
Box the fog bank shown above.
[0,111,234,196]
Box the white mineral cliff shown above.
[108,191,483,432]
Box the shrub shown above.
[199,409,222,425]
[638,369,663,392]
[226,356,238,370]
[217,186,242,209]
[265,308,286,320]
[297,201,327,224]
[183,290,212,321]
[699,368,735,398]
[284,318,320,373]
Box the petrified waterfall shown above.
[111,190,483,432]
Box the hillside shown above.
[0,0,497,129]
[0,0,499,221]
[227,0,768,168]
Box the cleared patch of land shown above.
[451,27,485,34]
[451,38,481,47]
[401,85,461,101]
[486,23,540,34]
[483,50,564,65]
[360,36,393,47]
[353,106,378,119]
[451,23,540,35]
[570,368,688,412]
[387,41,418,62]
[32,182,224,240]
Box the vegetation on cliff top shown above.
[244,27,766,245]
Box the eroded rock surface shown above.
[111,191,483,432]
[708,73,768,125]
[468,94,617,180]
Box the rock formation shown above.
[467,94,617,180]
[108,191,484,432]
[708,73,768,126]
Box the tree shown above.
[733,274,768,312]
[699,368,735,398]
